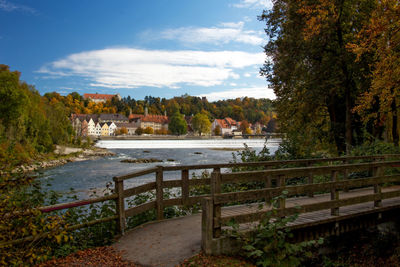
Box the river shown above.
[40,138,280,201]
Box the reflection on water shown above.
[40,139,279,201]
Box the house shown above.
[99,113,128,123]
[224,117,239,131]
[87,118,97,136]
[108,122,117,136]
[130,108,169,131]
[211,118,240,135]
[95,123,102,136]
[100,123,109,136]
[83,93,122,103]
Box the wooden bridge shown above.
[3,154,400,264]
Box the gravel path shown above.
[113,214,202,267]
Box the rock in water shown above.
[121,158,162,163]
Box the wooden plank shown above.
[219,190,400,226]
[374,166,383,207]
[220,160,400,183]
[39,194,118,212]
[113,167,158,182]
[211,169,222,238]
[162,155,397,171]
[162,179,182,188]
[123,182,156,198]
[182,169,189,205]
[213,175,400,205]
[202,197,214,254]
[277,174,285,209]
[156,166,164,220]
[115,180,125,234]
[125,201,157,217]
[331,170,339,216]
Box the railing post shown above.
[156,166,164,220]
[343,159,349,192]
[374,165,383,208]
[182,169,189,206]
[211,168,221,238]
[113,177,126,235]
[276,174,286,209]
[264,165,272,206]
[306,161,314,197]
[201,197,214,255]
[331,170,339,216]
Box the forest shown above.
[44,92,275,125]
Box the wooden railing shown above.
[201,158,400,254]
[2,154,400,248]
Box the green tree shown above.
[168,112,187,135]
[192,113,211,136]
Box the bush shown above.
[135,127,143,135]
[144,127,154,134]
[228,193,322,267]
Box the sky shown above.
[0,0,275,101]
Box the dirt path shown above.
[113,214,202,267]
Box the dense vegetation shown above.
[45,92,275,125]
[0,65,73,168]
[261,0,400,156]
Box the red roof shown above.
[129,114,144,120]
[141,115,169,124]
[215,119,230,129]
[225,117,238,126]
[129,114,169,124]
[84,93,116,100]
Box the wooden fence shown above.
[201,157,400,254]
[2,154,400,248]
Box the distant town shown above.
[71,93,276,137]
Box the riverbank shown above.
[15,146,115,173]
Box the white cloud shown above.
[160,21,264,46]
[233,0,273,9]
[38,48,265,89]
[200,86,275,101]
[0,0,36,13]
[244,72,252,77]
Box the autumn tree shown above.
[192,113,211,136]
[214,125,222,136]
[144,127,154,134]
[349,0,400,145]
[260,0,375,155]
[239,120,250,134]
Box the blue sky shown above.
[0,0,275,101]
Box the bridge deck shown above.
[113,186,400,267]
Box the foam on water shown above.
[96,139,276,149]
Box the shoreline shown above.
[15,147,115,173]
